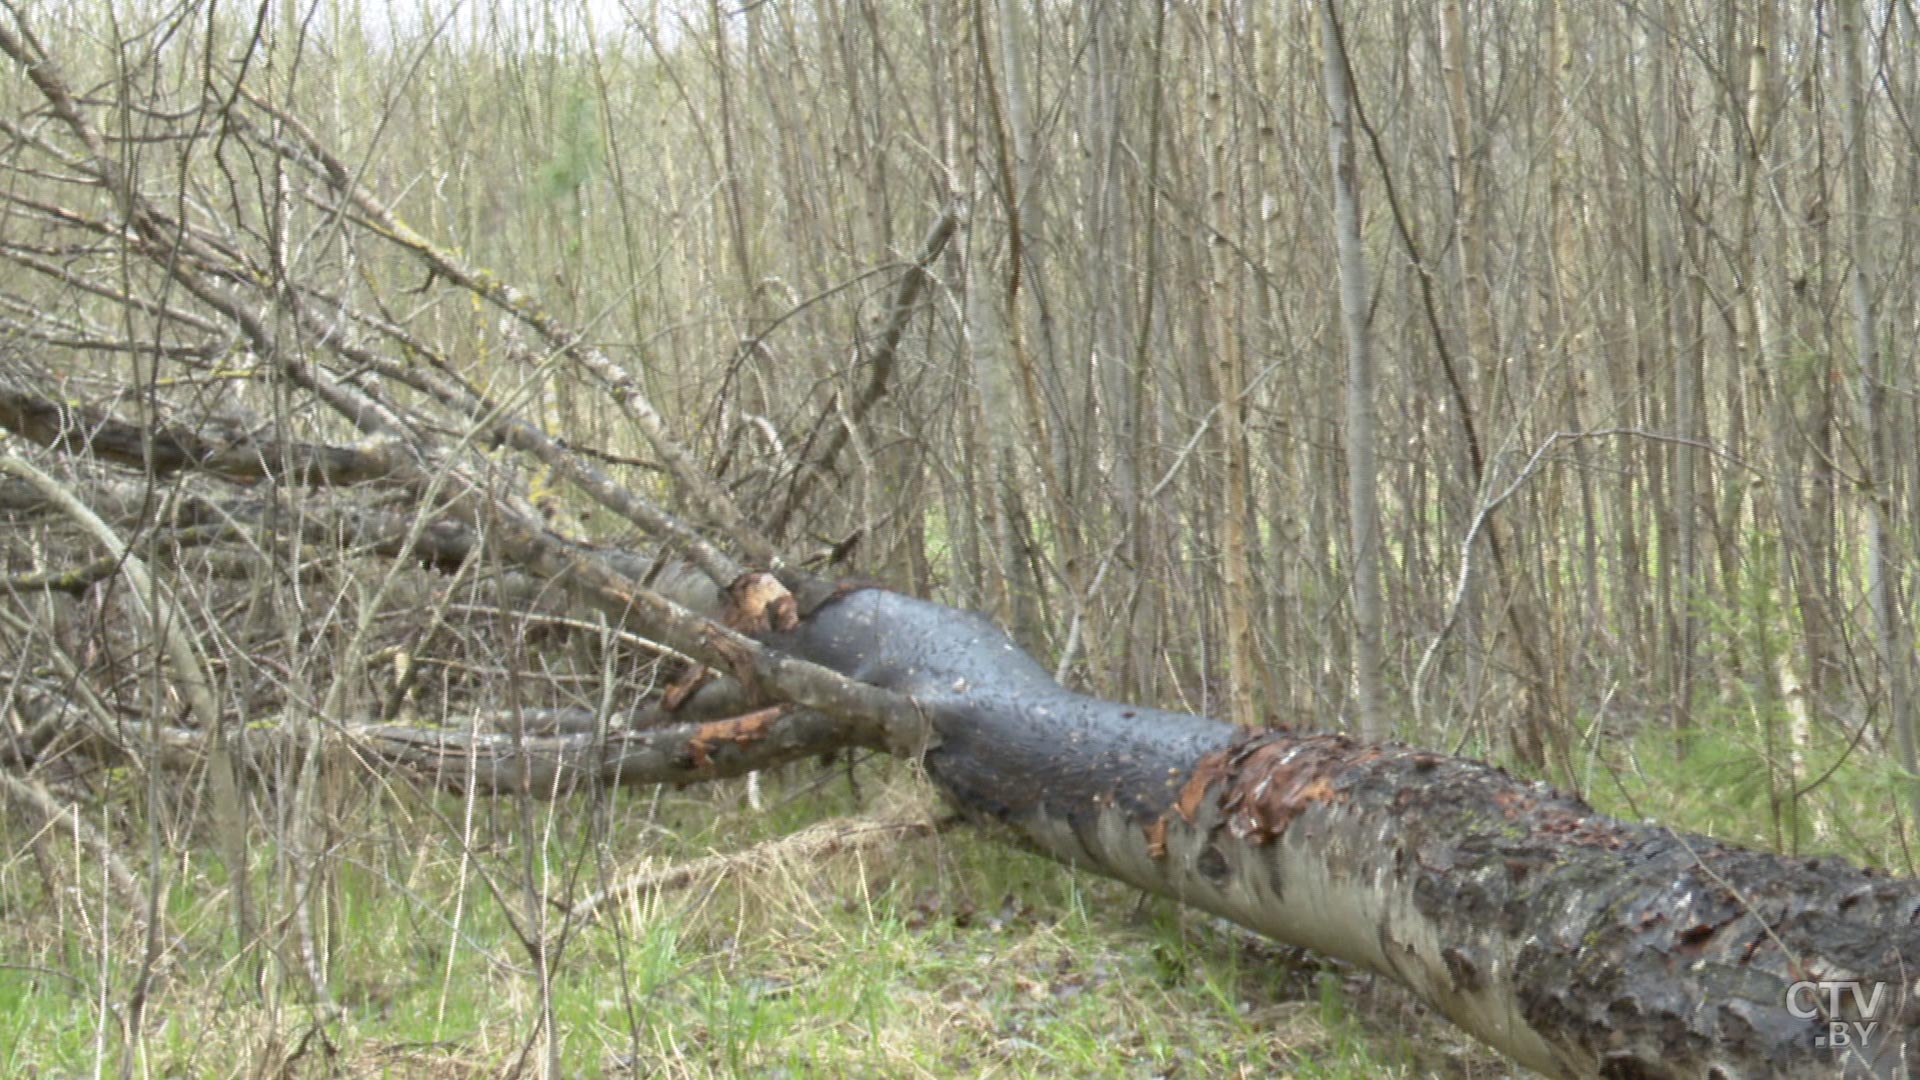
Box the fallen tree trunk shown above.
[740,584,1917,1079]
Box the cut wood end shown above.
[727,571,799,634]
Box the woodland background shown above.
[0,0,1915,1074]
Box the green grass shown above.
[0,763,1484,1078]
[1578,690,1915,875]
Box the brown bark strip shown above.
[660,666,715,713]
[1166,732,1407,844]
[684,707,788,770]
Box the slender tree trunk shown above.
[1321,1,1385,741]
[1205,2,1261,731]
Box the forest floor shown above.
[4,701,1904,1078]
[2,759,1519,1078]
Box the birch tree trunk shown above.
[1204,1,1262,732]
[1320,2,1386,741]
